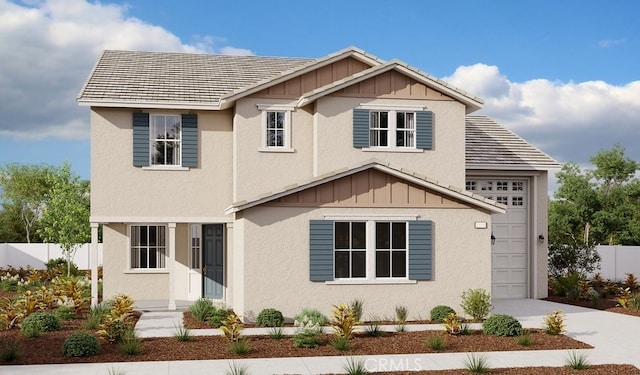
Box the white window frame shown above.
[149,114,182,166]
[329,216,415,283]
[128,224,168,272]
[257,104,295,152]
[189,224,201,270]
[359,104,425,153]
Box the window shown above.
[258,105,294,151]
[333,221,408,280]
[334,222,366,278]
[150,115,181,166]
[265,111,285,147]
[375,222,407,278]
[130,225,166,269]
[190,224,201,270]
[369,111,415,148]
[353,108,431,150]
[132,113,198,168]
[310,219,432,282]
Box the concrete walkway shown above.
[1,299,639,374]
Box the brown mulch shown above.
[544,295,640,317]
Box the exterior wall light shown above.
[538,234,545,243]
[491,233,496,246]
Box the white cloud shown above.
[598,39,625,48]
[444,64,640,168]
[0,0,253,140]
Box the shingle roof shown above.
[466,115,561,170]
[77,50,312,107]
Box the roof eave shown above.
[77,99,221,111]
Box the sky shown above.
[1,0,639,192]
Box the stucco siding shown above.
[90,108,234,220]
[315,97,467,187]
[238,206,492,320]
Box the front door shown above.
[203,224,224,299]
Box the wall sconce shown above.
[491,233,496,246]
[538,234,545,243]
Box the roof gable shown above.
[225,160,506,215]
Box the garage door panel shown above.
[468,178,529,299]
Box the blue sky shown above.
[1,0,639,186]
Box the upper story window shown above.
[132,112,198,169]
[151,115,181,166]
[258,104,294,152]
[369,111,415,149]
[265,111,286,147]
[353,108,432,151]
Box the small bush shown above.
[343,357,369,375]
[425,333,447,351]
[62,333,100,357]
[483,314,523,337]
[256,308,284,327]
[629,293,640,311]
[21,323,42,338]
[516,332,533,346]
[84,302,110,330]
[54,305,76,320]
[365,323,383,337]
[332,303,357,340]
[21,312,61,333]
[566,350,590,370]
[464,353,491,374]
[460,288,492,320]
[174,325,192,342]
[188,298,215,322]
[293,330,321,348]
[220,313,243,343]
[268,326,285,339]
[330,336,351,351]
[294,308,328,327]
[208,307,232,328]
[45,257,80,277]
[553,272,582,301]
[225,361,250,375]
[544,310,565,335]
[349,299,364,322]
[120,327,142,355]
[430,305,455,322]
[442,312,462,335]
[395,305,408,324]
[229,337,251,355]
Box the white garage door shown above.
[467,179,529,299]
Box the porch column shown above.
[168,222,177,310]
[90,223,99,306]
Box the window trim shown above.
[257,104,295,152]
[127,224,168,273]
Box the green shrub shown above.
[460,288,492,320]
[188,298,215,322]
[629,293,640,311]
[349,299,364,322]
[119,326,142,355]
[516,332,533,346]
[208,307,232,328]
[293,331,321,348]
[425,334,447,351]
[552,272,582,301]
[430,305,455,322]
[21,312,61,333]
[229,337,250,355]
[343,357,369,375]
[566,350,590,370]
[256,308,284,327]
[330,336,351,351]
[464,353,491,374]
[294,308,328,326]
[45,257,80,277]
[395,305,408,324]
[54,305,76,321]
[482,314,523,337]
[268,326,285,339]
[62,333,100,357]
[365,323,383,337]
[21,323,42,338]
[84,302,110,330]
[0,339,19,362]
[174,326,192,342]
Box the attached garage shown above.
[465,116,561,300]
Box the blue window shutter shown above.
[416,111,433,150]
[132,112,150,167]
[408,220,433,280]
[181,114,198,167]
[352,108,369,148]
[309,220,334,281]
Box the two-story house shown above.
[78,47,559,319]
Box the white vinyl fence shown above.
[0,243,103,270]
[594,245,640,281]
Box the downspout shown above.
[532,175,538,299]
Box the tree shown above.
[549,145,640,276]
[38,162,90,276]
[0,163,56,242]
